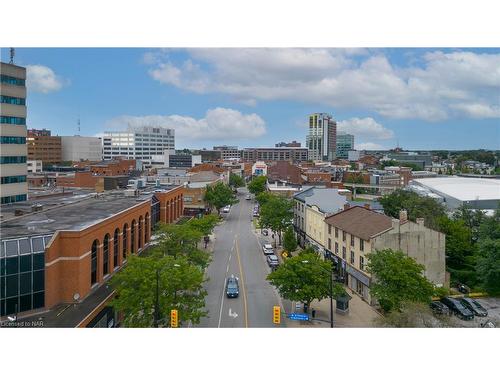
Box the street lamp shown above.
[154,263,180,328]
[302,260,334,328]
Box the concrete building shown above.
[410,177,500,210]
[252,161,268,176]
[152,152,202,168]
[293,187,347,247]
[324,206,446,304]
[103,126,175,167]
[336,132,354,159]
[348,150,365,162]
[306,113,337,161]
[241,147,309,163]
[386,152,432,169]
[0,186,184,325]
[194,149,222,162]
[26,129,62,165]
[27,160,43,173]
[213,145,239,160]
[61,135,103,162]
[1,62,28,204]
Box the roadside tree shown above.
[366,249,435,313]
[259,194,293,245]
[204,182,238,216]
[247,175,267,196]
[229,173,245,188]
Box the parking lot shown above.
[453,297,500,328]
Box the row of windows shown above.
[329,241,366,271]
[1,116,26,125]
[1,136,26,144]
[1,194,27,204]
[330,226,365,251]
[1,175,27,184]
[1,74,26,86]
[0,95,26,105]
[0,156,27,164]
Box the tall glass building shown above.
[306,113,337,161]
[336,132,355,159]
[1,61,28,204]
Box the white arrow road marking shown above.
[229,308,238,318]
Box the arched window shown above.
[138,216,143,250]
[113,228,119,268]
[123,223,128,259]
[103,234,110,275]
[91,240,99,285]
[145,212,150,244]
[131,220,136,254]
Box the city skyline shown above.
[1,47,499,151]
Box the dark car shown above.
[267,255,279,268]
[457,283,470,294]
[226,275,239,298]
[440,297,474,320]
[460,298,488,317]
[430,301,450,315]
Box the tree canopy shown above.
[267,252,344,309]
[258,194,294,244]
[110,255,207,327]
[282,226,298,255]
[247,175,267,196]
[379,189,446,230]
[367,249,435,312]
[476,209,500,295]
[229,173,245,188]
[204,181,238,215]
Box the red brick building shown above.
[267,161,302,184]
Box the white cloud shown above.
[26,65,67,93]
[105,107,266,141]
[451,103,500,118]
[147,49,500,121]
[338,117,394,140]
[356,142,386,150]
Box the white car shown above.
[245,194,252,200]
[222,205,231,213]
[262,244,274,255]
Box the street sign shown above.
[287,313,309,321]
[170,309,178,328]
[273,306,281,324]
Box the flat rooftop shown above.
[0,191,151,239]
[413,177,500,201]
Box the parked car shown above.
[253,211,259,217]
[267,255,279,268]
[440,297,474,320]
[222,205,231,213]
[262,243,274,255]
[262,229,269,236]
[226,275,239,298]
[430,301,450,315]
[245,194,252,200]
[457,283,470,294]
[460,298,488,317]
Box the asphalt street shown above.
[198,187,285,328]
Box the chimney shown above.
[416,217,425,226]
[399,209,408,223]
[343,202,350,210]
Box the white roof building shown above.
[410,177,500,210]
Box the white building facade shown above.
[103,126,175,167]
[306,113,337,161]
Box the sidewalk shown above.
[283,292,381,328]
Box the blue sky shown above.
[2,48,499,150]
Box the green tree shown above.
[366,249,435,312]
[282,226,298,254]
[476,209,500,295]
[186,214,220,236]
[110,255,207,327]
[259,194,294,245]
[436,216,473,270]
[204,181,238,216]
[452,203,486,244]
[255,191,273,206]
[229,173,245,188]
[267,252,344,310]
[247,175,267,196]
[154,222,210,269]
[379,189,447,230]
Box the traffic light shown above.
[170,309,178,328]
[273,305,280,324]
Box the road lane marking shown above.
[217,277,227,328]
[235,234,249,328]
[229,308,238,318]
